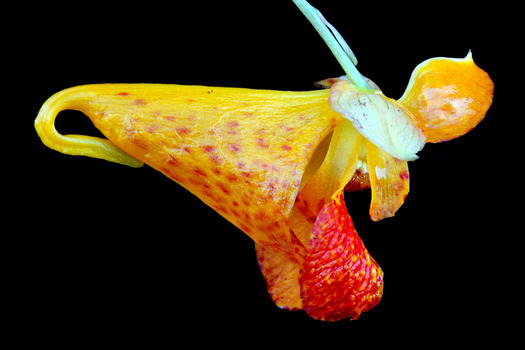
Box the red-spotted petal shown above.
[299,190,384,321]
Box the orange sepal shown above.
[299,190,384,321]
[398,53,494,143]
[35,84,344,263]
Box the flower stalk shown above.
[292,0,371,91]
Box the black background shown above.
[8,0,521,347]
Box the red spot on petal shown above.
[255,211,267,222]
[239,224,253,234]
[330,116,337,128]
[117,92,130,96]
[167,156,180,167]
[147,124,160,133]
[188,177,203,187]
[131,137,148,150]
[133,99,147,106]
[226,174,239,183]
[229,143,241,152]
[172,175,185,184]
[400,170,410,180]
[218,182,231,195]
[177,127,191,135]
[203,145,215,153]
[241,193,252,207]
[281,145,292,151]
[213,204,229,215]
[280,124,295,133]
[257,138,269,148]
[210,155,221,164]
[194,168,208,177]
[202,189,217,201]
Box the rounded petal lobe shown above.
[398,52,494,143]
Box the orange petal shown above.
[366,140,410,221]
[398,52,494,143]
[35,84,343,262]
[299,190,384,321]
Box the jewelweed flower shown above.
[34,0,493,321]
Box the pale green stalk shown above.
[292,0,371,90]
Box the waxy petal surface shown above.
[299,190,384,321]
[44,84,343,262]
[398,53,494,143]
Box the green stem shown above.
[292,0,371,90]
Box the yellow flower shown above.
[34,0,493,321]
